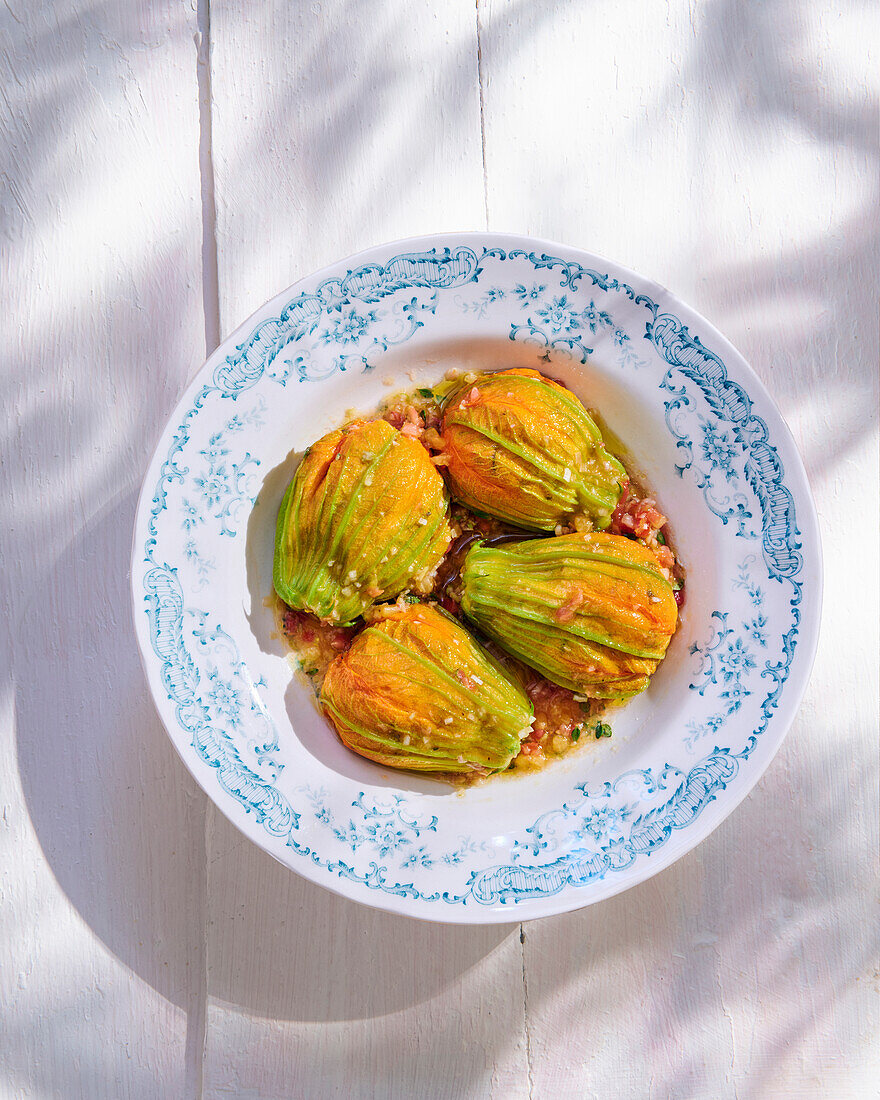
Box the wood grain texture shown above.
[1,0,877,1096]
[202,810,529,1100]
[0,2,210,1097]
[209,0,488,335]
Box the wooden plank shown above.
[479,0,879,1096]
[210,0,490,334]
[0,2,209,1097]
[203,810,528,1100]
[203,2,531,1097]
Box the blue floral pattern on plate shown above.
[132,235,819,920]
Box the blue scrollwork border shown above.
[140,245,806,909]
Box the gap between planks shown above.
[186,2,219,1098]
[475,1,534,1089]
[520,925,535,1100]
[197,0,221,358]
[475,0,490,231]
[474,4,533,1091]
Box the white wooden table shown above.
[2,3,877,1097]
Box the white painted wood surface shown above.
[1,1,877,1097]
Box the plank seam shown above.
[183,809,209,1100]
[475,0,490,230]
[186,4,217,1096]
[520,926,535,1100]
[197,0,221,354]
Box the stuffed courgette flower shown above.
[440,368,626,531]
[321,603,533,774]
[460,532,678,701]
[274,419,451,624]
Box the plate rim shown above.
[130,230,823,924]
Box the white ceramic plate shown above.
[131,233,821,923]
